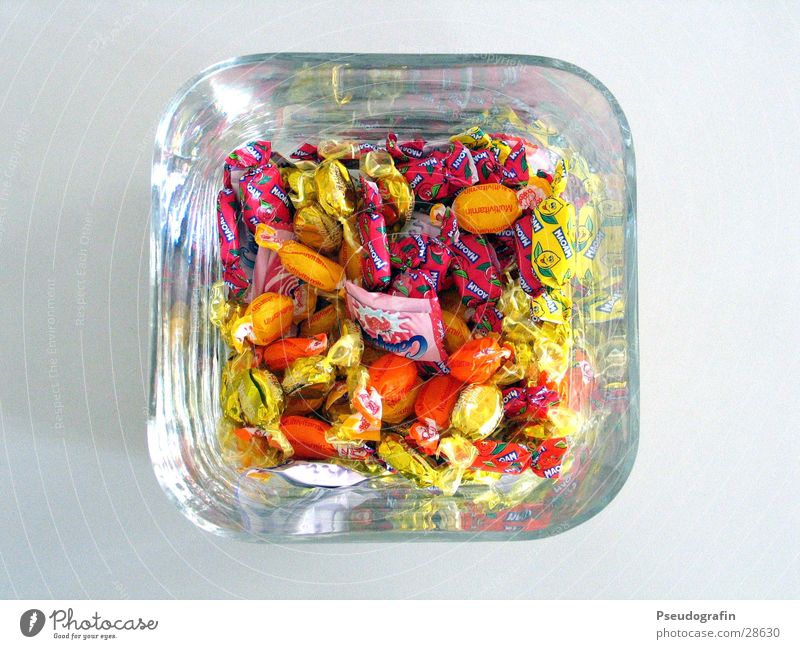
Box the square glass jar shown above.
[148,53,638,540]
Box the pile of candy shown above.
[210,127,602,495]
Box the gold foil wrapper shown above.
[314,159,355,217]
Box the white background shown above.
[0,0,798,599]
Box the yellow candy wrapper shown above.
[281,355,336,400]
[450,384,503,441]
[530,194,577,289]
[314,159,356,217]
[294,202,343,253]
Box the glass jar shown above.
[148,53,638,540]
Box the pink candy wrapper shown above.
[345,281,447,362]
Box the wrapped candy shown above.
[255,334,328,372]
[450,234,503,306]
[530,437,570,479]
[238,163,292,231]
[220,367,286,444]
[294,203,343,253]
[314,159,356,217]
[452,183,522,234]
[281,355,336,400]
[355,178,392,290]
[470,439,533,474]
[448,337,512,384]
[391,137,478,201]
[217,188,249,297]
[360,150,415,226]
[450,384,503,440]
[228,292,294,351]
[345,281,448,363]
[501,382,561,421]
[256,224,345,292]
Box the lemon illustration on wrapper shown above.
[529,193,576,289]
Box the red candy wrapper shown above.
[217,187,249,297]
[501,383,560,421]
[472,301,505,336]
[289,142,320,163]
[470,439,533,474]
[345,281,447,363]
[224,140,272,190]
[238,164,292,232]
[389,234,452,291]
[531,437,570,479]
[512,214,545,296]
[385,133,428,162]
[394,140,477,201]
[356,179,392,290]
[389,269,438,298]
[450,234,503,306]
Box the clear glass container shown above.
[148,53,638,540]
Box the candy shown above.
[356,179,392,290]
[414,374,463,428]
[281,355,336,400]
[314,159,356,217]
[512,213,545,297]
[345,280,447,363]
[382,380,421,424]
[470,439,532,474]
[450,234,503,306]
[448,337,511,384]
[221,367,285,430]
[501,382,560,421]
[439,309,470,353]
[450,384,503,440]
[294,203,343,253]
[217,188,249,297]
[360,150,414,225]
[299,303,339,337]
[229,292,294,351]
[530,437,570,479]
[367,353,419,405]
[392,137,478,201]
[529,197,577,288]
[238,164,292,231]
[279,415,341,461]
[224,140,272,190]
[452,183,522,234]
[256,333,328,372]
[256,224,345,292]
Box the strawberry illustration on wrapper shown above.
[345,281,448,363]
